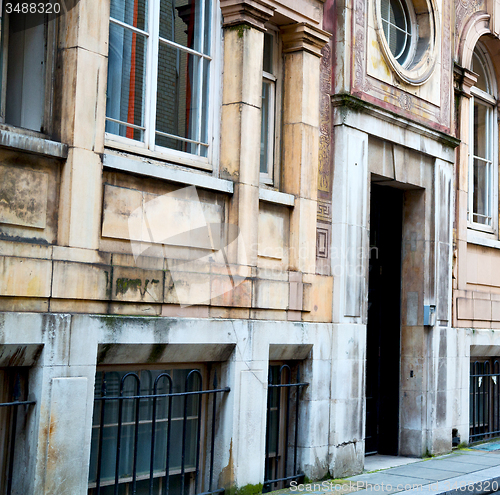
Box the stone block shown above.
[282,123,320,199]
[112,265,163,303]
[473,298,492,321]
[45,377,88,494]
[165,270,211,306]
[0,239,52,259]
[49,299,109,314]
[0,296,49,312]
[108,303,161,316]
[287,310,302,321]
[52,260,111,300]
[161,305,210,318]
[253,279,289,309]
[209,307,251,319]
[101,184,142,241]
[302,274,333,322]
[0,165,48,228]
[283,50,320,128]
[58,148,103,250]
[0,256,52,297]
[457,297,473,320]
[399,428,425,457]
[73,49,108,152]
[227,183,259,266]
[220,103,261,186]
[222,26,263,108]
[211,276,252,307]
[492,301,500,322]
[289,278,304,311]
[250,309,287,320]
[289,198,317,273]
[258,208,285,260]
[53,246,111,265]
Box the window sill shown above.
[467,230,500,250]
[259,187,295,207]
[0,127,67,159]
[103,152,234,194]
[105,136,212,172]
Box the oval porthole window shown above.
[381,0,414,67]
[375,0,439,85]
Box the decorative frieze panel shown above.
[351,0,453,132]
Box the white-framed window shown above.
[260,29,281,186]
[380,0,416,69]
[468,44,498,233]
[105,0,219,170]
[0,10,55,134]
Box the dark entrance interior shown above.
[365,183,403,456]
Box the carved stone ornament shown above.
[220,0,276,31]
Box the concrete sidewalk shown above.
[348,448,500,494]
[275,446,500,494]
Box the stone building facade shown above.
[0,0,495,494]
[453,0,500,446]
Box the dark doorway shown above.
[365,183,403,456]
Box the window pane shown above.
[260,81,272,174]
[204,0,212,56]
[472,51,489,93]
[473,158,490,225]
[106,23,147,142]
[159,0,206,54]
[5,13,46,132]
[381,0,411,64]
[200,57,210,157]
[155,43,207,153]
[263,33,273,74]
[110,0,148,32]
[474,102,488,160]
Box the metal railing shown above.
[263,365,308,493]
[91,370,229,495]
[0,372,36,495]
[470,360,500,442]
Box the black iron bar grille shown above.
[264,365,308,493]
[0,372,36,495]
[470,359,500,442]
[89,369,229,495]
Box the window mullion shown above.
[469,96,474,222]
[195,0,206,156]
[145,0,160,151]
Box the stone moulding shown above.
[281,22,332,57]
[220,0,276,31]
[331,93,461,150]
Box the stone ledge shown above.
[103,153,234,194]
[0,128,68,159]
[259,187,295,206]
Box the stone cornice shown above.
[220,0,276,31]
[281,23,331,57]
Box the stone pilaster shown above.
[453,66,477,293]
[56,0,109,249]
[220,1,275,267]
[281,23,331,273]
